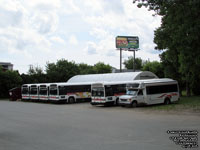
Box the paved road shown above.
[0,100,199,150]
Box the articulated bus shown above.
[91,81,127,106]
[22,84,31,100]
[49,82,92,103]
[119,79,179,107]
[38,84,50,101]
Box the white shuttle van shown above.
[119,79,179,107]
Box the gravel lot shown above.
[0,100,199,150]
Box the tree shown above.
[133,0,200,96]
[142,61,164,78]
[123,57,143,70]
[0,67,22,98]
[26,65,47,83]
[46,59,80,82]
[93,62,112,74]
[78,63,96,75]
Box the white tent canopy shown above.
[67,71,158,83]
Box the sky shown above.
[0,0,161,74]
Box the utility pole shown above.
[120,48,122,72]
[133,50,136,72]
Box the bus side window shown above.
[138,90,143,96]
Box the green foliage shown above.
[142,61,164,78]
[46,59,80,82]
[24,66,47,84]
[93,62,112,74]
[123,57,143,70]
[134,0,200,96]
[78,63,96,75]
[0,67,22,98]
[21,60,113,84]
[146,96,200,112]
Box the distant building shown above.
[0,62,13,71]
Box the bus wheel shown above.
[164,98,171,105]
[69,97,75,104]
[131,101,137,108]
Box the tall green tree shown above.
[93,62,112,74]
[0,67,22,98]
[133,0,200,95]
[123,57,143,70]
[78,63,96,75]
[26,65,47,83]
[46,59,79,82]
[142,61,164,78]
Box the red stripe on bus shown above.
[158,93,178,98]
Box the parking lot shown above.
[0,100,199,150]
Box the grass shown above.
[145,96,200,113]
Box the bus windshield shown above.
[39,88,47,95]
[126,89,138,96]
[30,88,37,95]
[92,87,104,97]
[50,88,57,95]
[22,88,29,94]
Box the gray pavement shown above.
[0,100,199,150]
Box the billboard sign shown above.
[116,36,139,50]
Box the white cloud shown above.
[84,42,97,55]
[69,35,78,45]
[30,11,58,34]
[0,0,161,73]
[50,36,65,44]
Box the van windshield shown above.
[126,89,138,96]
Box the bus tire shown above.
[131,101,137,108]
[164,98,171,105]
[68,97,75,104]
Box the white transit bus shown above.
[21,84,31,100]
[119,79,179,107]
[91,81,128,106]
[49,82,92,103]
[29,84,40,101]
[38,84,50,101]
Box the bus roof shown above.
[91,78,177,86]
[67,71,158,83]
[49,82,95,87]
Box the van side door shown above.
[136,89,144,103]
